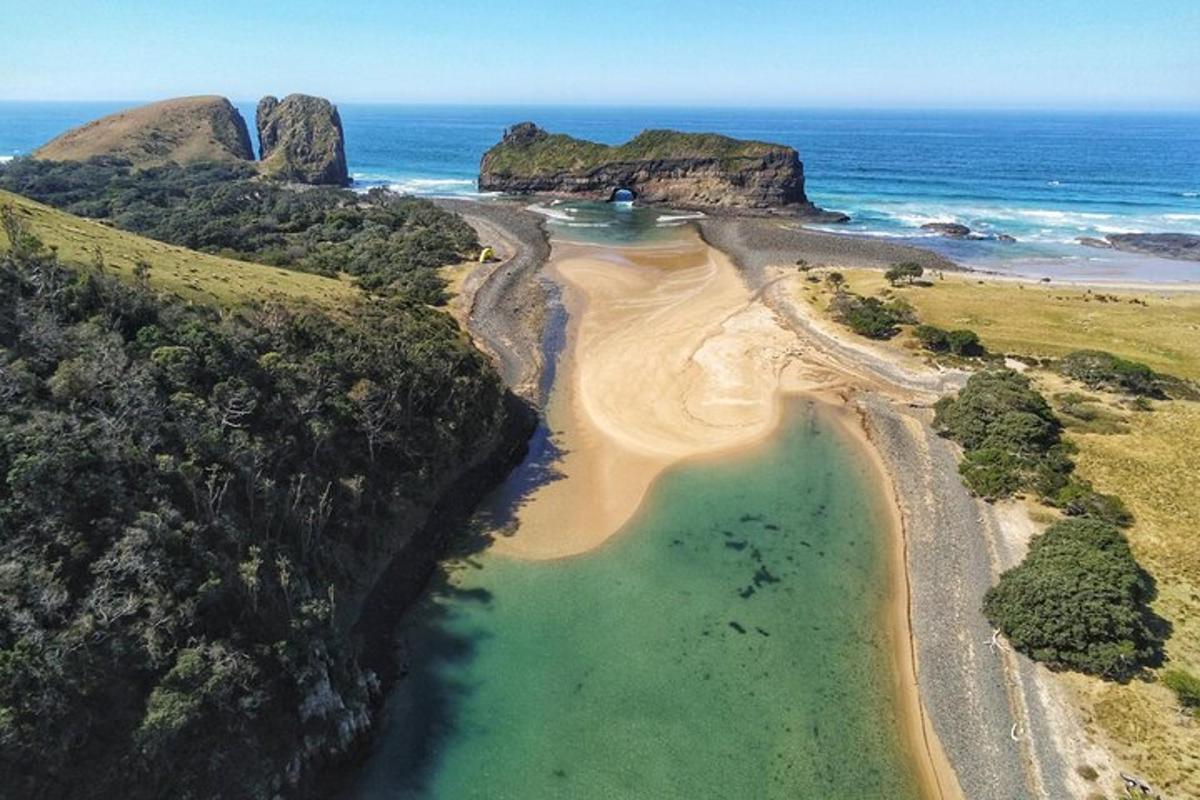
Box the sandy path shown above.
[490,235,840,560]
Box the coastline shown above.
[450,213,963,797]
[815,399,964,800]
[436,200,1099,798]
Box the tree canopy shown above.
[0,157,479,304]
[0,215,511,798]
[983,519,1164,680]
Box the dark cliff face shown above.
[256,94,350,186]
[479,122,845,218]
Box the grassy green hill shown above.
[0,189,356,309]
[32,96,254,167]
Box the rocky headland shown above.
[478,122,848,219]
[256,94,349,186]
[33,94,349,186]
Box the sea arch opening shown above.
[609,187,636,203]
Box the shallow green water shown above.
[346,402,921,799]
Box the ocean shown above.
[1,103,1198,279]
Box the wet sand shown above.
[480,228,960,800]
[489,233,840,560]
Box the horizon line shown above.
[1,98,1199,115]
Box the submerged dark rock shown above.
[1103,233,1200,262]
[921,222,972,238]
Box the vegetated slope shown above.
[0,159,479,304]
[0,211,520,798]
[33,96,255,167]
[0,188,355,309]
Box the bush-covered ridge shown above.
[0,213,511,798]
[0,158,479,304]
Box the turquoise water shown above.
[345,402,921,799]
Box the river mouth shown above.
[341,206,928,798]
[343,401,922,799]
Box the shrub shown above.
[830,293,914,340]
[946,329,983,356]
[914,324,950,352]
[1059,350,1165,398]
[918,325,984,356]
[884,261,924,286]
[1162,669,1200,711]
[934,369,1069,499]
[1051,479,1133,527]
[983,519,1163,680]
[959,447,1023,498]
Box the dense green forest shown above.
[0,157,479,303]
[0,211,516,798]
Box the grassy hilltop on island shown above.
[481,125,786,177]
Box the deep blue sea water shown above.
[1,103,1198,279]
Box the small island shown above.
[479,122,848,218]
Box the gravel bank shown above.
[434,199,552,399]
[859,396,1074,799]
[700,215,1082,798]
[698,216,961,285]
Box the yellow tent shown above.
[479,246,495,263]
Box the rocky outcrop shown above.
[921,222,972,238]
[33,96,255,167]
[256,94,349,186]
[479,122,846,219]
[1098,233,1200,262]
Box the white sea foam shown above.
[1182,192,1199,198]
[526,203,575,221]
[1164,213,1200,222]
[350,173,477,196]
[657,212,706,222]
[563,222,613,228]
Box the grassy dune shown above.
[797,266,1200,796]
[0,189,356,309]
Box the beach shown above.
[439,210,967,797]
[489,232,847,560]
[443,201,1118,798]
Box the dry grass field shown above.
[799,267,1200,380]
[796,265,1200,797]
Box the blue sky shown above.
[2,0,1197,109]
